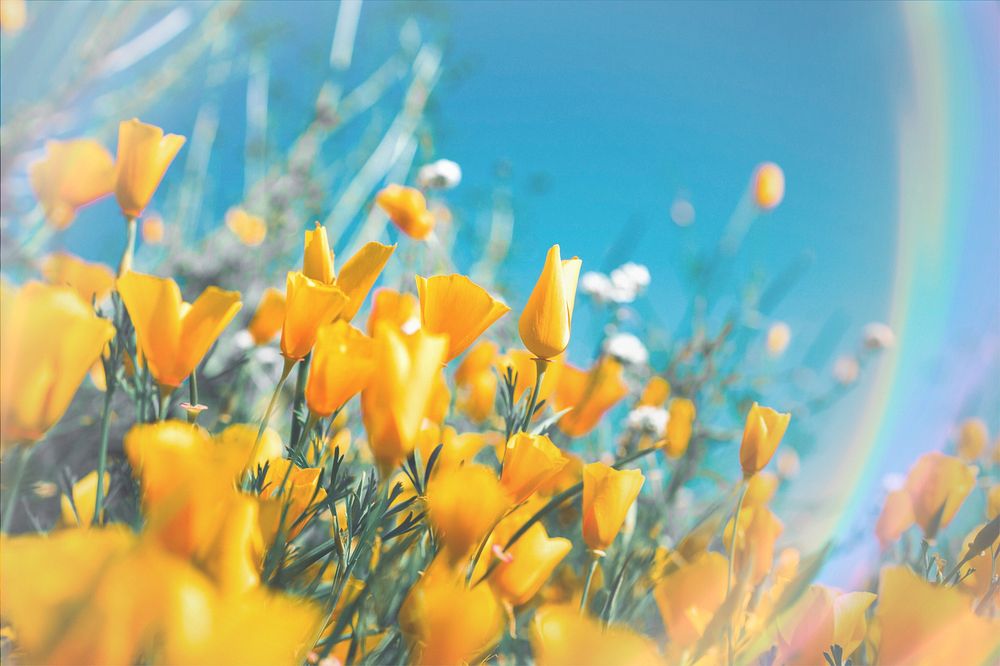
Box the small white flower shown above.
[670,198,696,227]
[616,262,651,289]
[626,405,668,437]
[416,159,462,190]
[580,271,614,300]
[608,262,650,303]
[766,322,791,358]
[233,329,255,351]
[833,355,860,385]
[863,322,895,351]
[604,332,649,366]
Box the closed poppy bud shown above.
[752,162,784,210]
[455,341,499,423]
[113,119,186,219]
[724,504,783,585]
[247,287,286,345]
[141,215,165,244]
[581,462,644,553]
[376,184,435,240]
[957,417,988,461]
[427,464,511,564]
[519,244,582,360]
[653,552,728,648]
[776,586,876,666]
[903,451,977,539]
[491,523,571,607]
[553,357,628,437]
[416,274,510,362]
[875,489,915,550]
[663,397,696,459]
[366,288,420,335]
[739,402,791,477]
[117,271,242,388]
[302,222,334,284]
[500,432,567,503]
[280,271,348,361]
[41,252,115,305]
[638,376,670,406]
[60,470,110,528]
[305,321,374,417]
[225,207,267,246]
[29,139,114,229]
[1,282,115,447]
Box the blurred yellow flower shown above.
[653,551,728,648]
[957,417,988,461]
[305,321,374,417]
[775,585,876,666]
[0,282,114,447]
[752,161,784,210]
[366,287,421,335]
[118,271,242,388]
[531,603,663,665]
[416,425,491,479]
[874,488,915,550]
[416,274,510,362]
[519,244,581,360]
[41,252,115,304]
[427,464,511,564]
[257,459,327,544]
[724,504,784,585]
[743,470,778,507]
[0,0,26,34]
[553,357,628,437]
[663,397,696,458]
[225,207,267,246]
[113,118,186,219]
[60,470,110,528]
[500,432,567,503]
[638,375,670,407]
[29,139,114,229]
[903,451,977,539]
[739,402,791,477]
[247,287,286,345]
[455,340,500,422]
[214,422,284,472]
[141,215,165,244]
[581,462,644,553]
[376,183,436,240]
[490,522,571,607]
[279,271,347,361]
[200,494,265,595]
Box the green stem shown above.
[92,383,117,525]
[246,358,296,472]
[726,479,749,666]
[118,216,137,277]
[158,385,172,421]
[288,353,311,446]
[2,445,32,533]
[519,358,548,432]
[187,365,200,424]
[579,552,602,614]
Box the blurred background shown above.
[1,0,998,585]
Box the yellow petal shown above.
[280,271,348,361]
[305,321,374,417]
[247,287,286,345]
[416,273,510,362]
[336,241,395,321]
[303,222,334,284]
[114,118,185,218]
[581,462,644,552]
[519,245,580,360]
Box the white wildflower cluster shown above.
[862,322,895,351]
[580,262,651,304]
[625,405,669,438]
[416,159,462,190]
[604,332,649,366]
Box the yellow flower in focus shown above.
[247,287,286,345]
[0,282,114,447]
[653,551,728,648]
[41,252,115,304]
[361,324,449,473]
[455,340,500,422]
[500,432,567,503]
[303,222,335,284]
[280,271,348,361]
[903,451,977,539]
[957,417,988,461]
[638,375,670,407]
[305,321,374,417]
[518,244,582,360]
[752,161,784,211]
[875,564,1000,665]
[141,215,165,244]
[427,464,512,564]
[113,119,186,219]
[581,462,644,553]
[874,488,915,550]
[724,504,783,586]
[376,183,436,240]
[60,470,110,528]
[415,274,510,362]
[531,605,663,666]
[367,287,421,335]
[775,585,876,666]
[0,0,26,34]
[553,357,628,438]
[490,522,571,607]
[29,139,114,229]
[225,207,267,246]
[739,402,791,477]
[663,397,696,459]
[117,271,242,388]
[301,223,395,321]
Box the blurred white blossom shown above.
[670,198,695,226]
[605,332,649,365]
[417,159,462,189]
[626,405,668,437]
[862,322,895,351]
[833,355,860,385]
[582,262,651,304]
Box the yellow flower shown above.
[553,357,628,437]
[874,488,915,550]
[490,522,571,607]
[201,494,265,595]
[775,585,876,665]
[638,375,671,407]
[743,470,779,507]
[500,432,567,503]
[0,0,26,34]
[361,324,449,473]
[723,504,784,586]
[247,287,286,345]
[416,426,491,479]
[41,252,115,305]
[581,462,644,552]
[257,459,327,545]
[518,244,582,360]
[117,271,242,388]
[141,215,165,244]
[0,282,114,447]
[29,139,114,229]
[653,551,728,648]
[739,402,791,477]
[427,464,512,564]
[903,451,977,538]
[376,183,436,240]
[303,222,335,284]
[455,340,500,422]
[366,287,421,335]
[752,162,784,211]
[301,223,395,321]
[113,118,186,218]
[415,274,509,362]
[279,271,348,361]
[663,397,696,458]
[225,207,267,246]
[60,470,110,528]
[305,321,374,417]
[875,564,1000,665]
[957,417,988,461]
[426,367,452,424]
[532,603,663,665]
[214,422,284,472]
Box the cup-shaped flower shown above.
[490,522,571,607]
[0,282,114,447]
[60,470,110,528]
[117,271,242,388]
[366,288,420,335]
[553,357,628,437]
[301,223,394,321]
[500,432,567,503]
[663,397,696,459]
[41,252,115,305]
[739,402,791,477]
[427,464,512,564]
[653,551,728,648]
[361,323,449,472]
[581,462,644,553]
[752,162,784,210]
[455,340,499,422]
[305,321,374,418]
[415,274,509,362]
[775,585,876,666]
[723,504,784,585]
[875,488,915,550]
[113,119,186,218]
[29,139,114,229]
[638,375,671,407]
[376,184,435,240]
[225,207,267,247]
[247,287,286,345]
[903,451,977,539]
[280,271,348,361]
[518,244,582,360]
[531,604,664,666]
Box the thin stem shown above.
[1,445,32,533]
[187,365,200,424]
[519,358,548,432]
[158,385,172,421]
[288,353,311,445]
[579,552,602,614]
[726,479,749,666]
[92,383,117,524]
[117,216,137,277]
[246,358,296,472]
